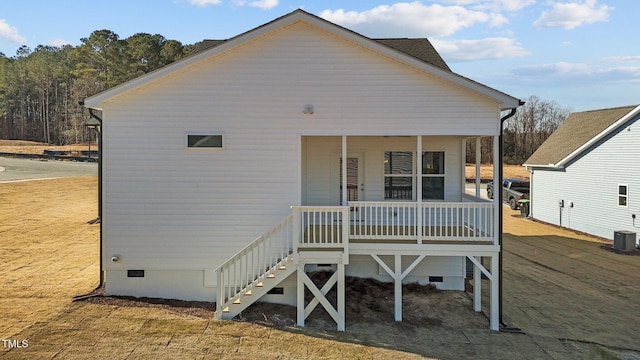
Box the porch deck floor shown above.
[302,225,493,245]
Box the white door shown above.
[340,153,364,204]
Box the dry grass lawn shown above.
[0,140,93,155]
[2,175,637,359]
[465,164,529,181]
[0,177,99,339]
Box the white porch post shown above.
[461,138,466,195]
[394,254,402,321]
[490,254,499,330]
[416,136,423,243]
[473,256,481,311]
[475,137,481,196]
[342,136,348,206]
[493,135,500,244]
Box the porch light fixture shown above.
[303,104,314,115]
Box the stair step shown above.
[245,290,252,296]
[223,307,230,313]
[278,265,287,270]
[267,274,275,278]
[256,282,264,287]
[233,298,241,304]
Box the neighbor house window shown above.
[384,151,413,200]
[421,151,445,200]
[618,184,628,207]
[187,134,223,149]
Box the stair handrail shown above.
[215,213,294,316]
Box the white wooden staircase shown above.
[214,207,350,323]
[217,255,296,319]
[215,214,296,320]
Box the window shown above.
[384,151,413,200]
[421,151,445,200]
[187,134,223,149]
[618,185,628,207]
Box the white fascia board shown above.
[555,105,640,168]
[523,163,563,170]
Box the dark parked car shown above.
[487,178,530,210]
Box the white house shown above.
[83,10,521,331]
[524,105,640,245]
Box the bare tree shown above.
[467,95,571,165]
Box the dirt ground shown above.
[1,175,639,359]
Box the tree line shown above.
[1,30,570,162]
[467,95,571,165]
[0,30,200,145]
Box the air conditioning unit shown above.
[613,231,636,251]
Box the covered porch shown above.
[216,135,501,331]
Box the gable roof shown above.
[85,9,519,110]
[524,105,640,168]
[192,37,451,72]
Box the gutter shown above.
[73,102,104,299]
[498,101,524,332]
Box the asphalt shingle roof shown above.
[524,105,638,166]
[191,38,451,72]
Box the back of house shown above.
[84,9,520,329]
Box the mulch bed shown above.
[77,273,455,330]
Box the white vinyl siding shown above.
[101,22,498,271]
[530,116,639,239]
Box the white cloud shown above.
[0,19,27,45]
[600,55,640,63]
[49,38,72,48]
[432,37,529,61]
[320,2,505,38]
[533,0,612,30]
[248,0,278,10]
[437,0,535,12]
[512,61,640,84]
[187,0,222,6]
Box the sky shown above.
[1,0,638,111]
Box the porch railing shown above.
[349,201,494,242]
[292,206,350,251]
[215,213,294,316]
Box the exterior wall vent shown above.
[127,270,145,278]
[267,287,284,295]
[613,231,636,251]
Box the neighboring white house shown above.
[524,105,640,245]
[83,9,521,331]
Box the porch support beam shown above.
[490,255,499,330]
[475,137,481,196]
[472,256,482,312]
[394,254,402,321]
[341,136,348,206]
[297,263,346,331]
[371,254,426,322]
[416,135,423,243]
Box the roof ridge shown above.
[574,105,638,114]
